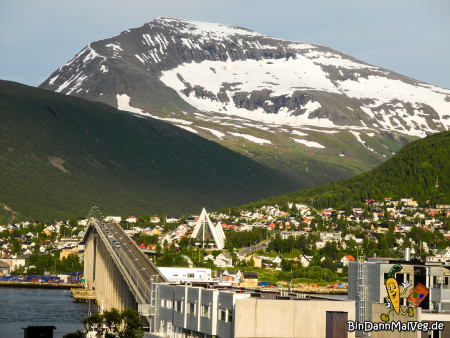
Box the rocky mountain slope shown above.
[40,17,450,186]
[0,80,299,221]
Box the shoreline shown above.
[0,281,84,289]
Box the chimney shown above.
[404,248,411,261]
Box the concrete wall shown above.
[371,302,420,338]
[234,299,356,338]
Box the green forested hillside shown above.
[250,130,450,209]
[0,81,301,222]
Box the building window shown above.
[188,302,196,315]
[201,305,210,318]
[175,300,183,313]
[219,308,233,322]
[160,299,165,308]
[187,273,194,278]
[219,308,227,321]
[166,299,173,309]
[227,309,233,323]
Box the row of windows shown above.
[161,299,182,312]
[188,303,211,319]
[159,299,231,322]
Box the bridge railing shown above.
[88,218,164,309]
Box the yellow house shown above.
[43,228,54,236]
[240,271,259,287]
[151,228,161,235]
[408,200,418,207]
[245,254,262,268]
[60,248,83,260]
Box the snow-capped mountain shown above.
[40,17,450,186]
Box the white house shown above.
[214,253,233,267]
[105,216,122,223]
[340,255,356,267]
[0,256,27,272]
[298,254,313,267]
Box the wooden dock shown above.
[71,288,96,303]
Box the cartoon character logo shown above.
[381,264,414,321]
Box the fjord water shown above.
[0,287,96,338]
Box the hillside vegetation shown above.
[0,81,300,222]
[249,130,450,209]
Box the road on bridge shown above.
[96,220,166,303]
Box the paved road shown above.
[238,240,268,256]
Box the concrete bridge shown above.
[82,218,167,329]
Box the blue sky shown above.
[1,0,449,89]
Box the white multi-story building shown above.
[158,267,213,284]
[152,284,355,338]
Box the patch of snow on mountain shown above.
[305,50,376,70]
[337,76,450,133]
[56,72,85,94]
[197,126,225,139]
[158,17,263,39]
[360,106,375,119]
[83,45,104,64]
[116,95,196,127]
[299,127,340,134]
[221,122,245,128]
[66,74,88,95]
[241,123,270,131]
[161,57,339,97]
[157,117,192,125]
[301,101,321,114]
[100,65,108,74]
[142,34,153,46]
[349,130,376,153]
[291,138,325,148]
[177,125,198,134]
[48,75,59,85]
[116,94,144,114]
[229,132,271,145]
[135,54,145,64]
[291,130,308,137]
[105,43,123,52]
[366,132,375,137]
[160,58,343,127]
[287,42,317,50]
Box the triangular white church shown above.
[191,208,226,250]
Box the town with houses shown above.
[2,198,450,337]
[1,197,450,286]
